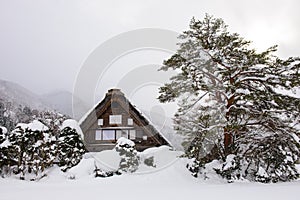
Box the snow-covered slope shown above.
[0,79,51,110]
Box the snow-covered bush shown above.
[185,135,222,178]
[215,133,300,183]
[143,156,156,168]
[0,146,16,176]
[213,154,242,182]
[8,120,56,180]
[115,137,140,173]
[94,167,121,178]
[0,126,7,143]
[186,158,202,178]
[57,126,86,172]
[0,117,87,180]
[0,126,13,176]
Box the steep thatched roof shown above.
[80,89,171,148]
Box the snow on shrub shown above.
[0,126,7,144]
[57,126,86,172]
[115,137,140,173]
[0,119,87,180]
[143,156,156,168]
[8,120,56,180]
[213,154,242,182]
[214,133,300,183]
[60,119,84,140]
[94,167,121,178]
[92,145,178,178]
[0,125,14,176]
[186,158,202,178]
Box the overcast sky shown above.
[1,0,300,97]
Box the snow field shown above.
[1,145,300,200]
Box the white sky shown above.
[0,0,299,96]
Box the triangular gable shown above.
[80,89,171,151]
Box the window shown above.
[127,118,133,125]
[129,130,136,140]
[97,119,103,126]
[95,129,135,141]
[109,115,122,124]
[116,130,128,139]
[143,135,148,141]
[102,130,115,140]
[95,130,102,140]
[116,130,122,139]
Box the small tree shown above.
[115,137,139,173]
[8,120,56,180]
[0,126,13,175]
[57,126,86,172]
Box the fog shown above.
[1,0,300,118]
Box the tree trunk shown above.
[224,128,232,156]
[224,78,235,155]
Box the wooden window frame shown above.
[97,119,104,126]
[95,128,136,142]
[127,118,133,126]
[109,115,122,125]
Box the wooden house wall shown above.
[81,90,169,152]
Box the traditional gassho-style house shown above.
[80,89,171,152]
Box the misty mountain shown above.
[0,79,88,119]
[0,79,51,111]
[0,79,71,131]
[41,90,91,119]
[0,79,75,117]
[41,90,74,117]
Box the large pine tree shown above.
[158,14,300,181]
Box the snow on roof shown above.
[78,89,173,147]
[61,119,84,139]
[0,126,7,134]
[78,101,99,125]
[16,120,49,131]
[136,107,173,148]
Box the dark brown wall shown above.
[81,89,170,152]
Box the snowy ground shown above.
[1,146,300,200]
